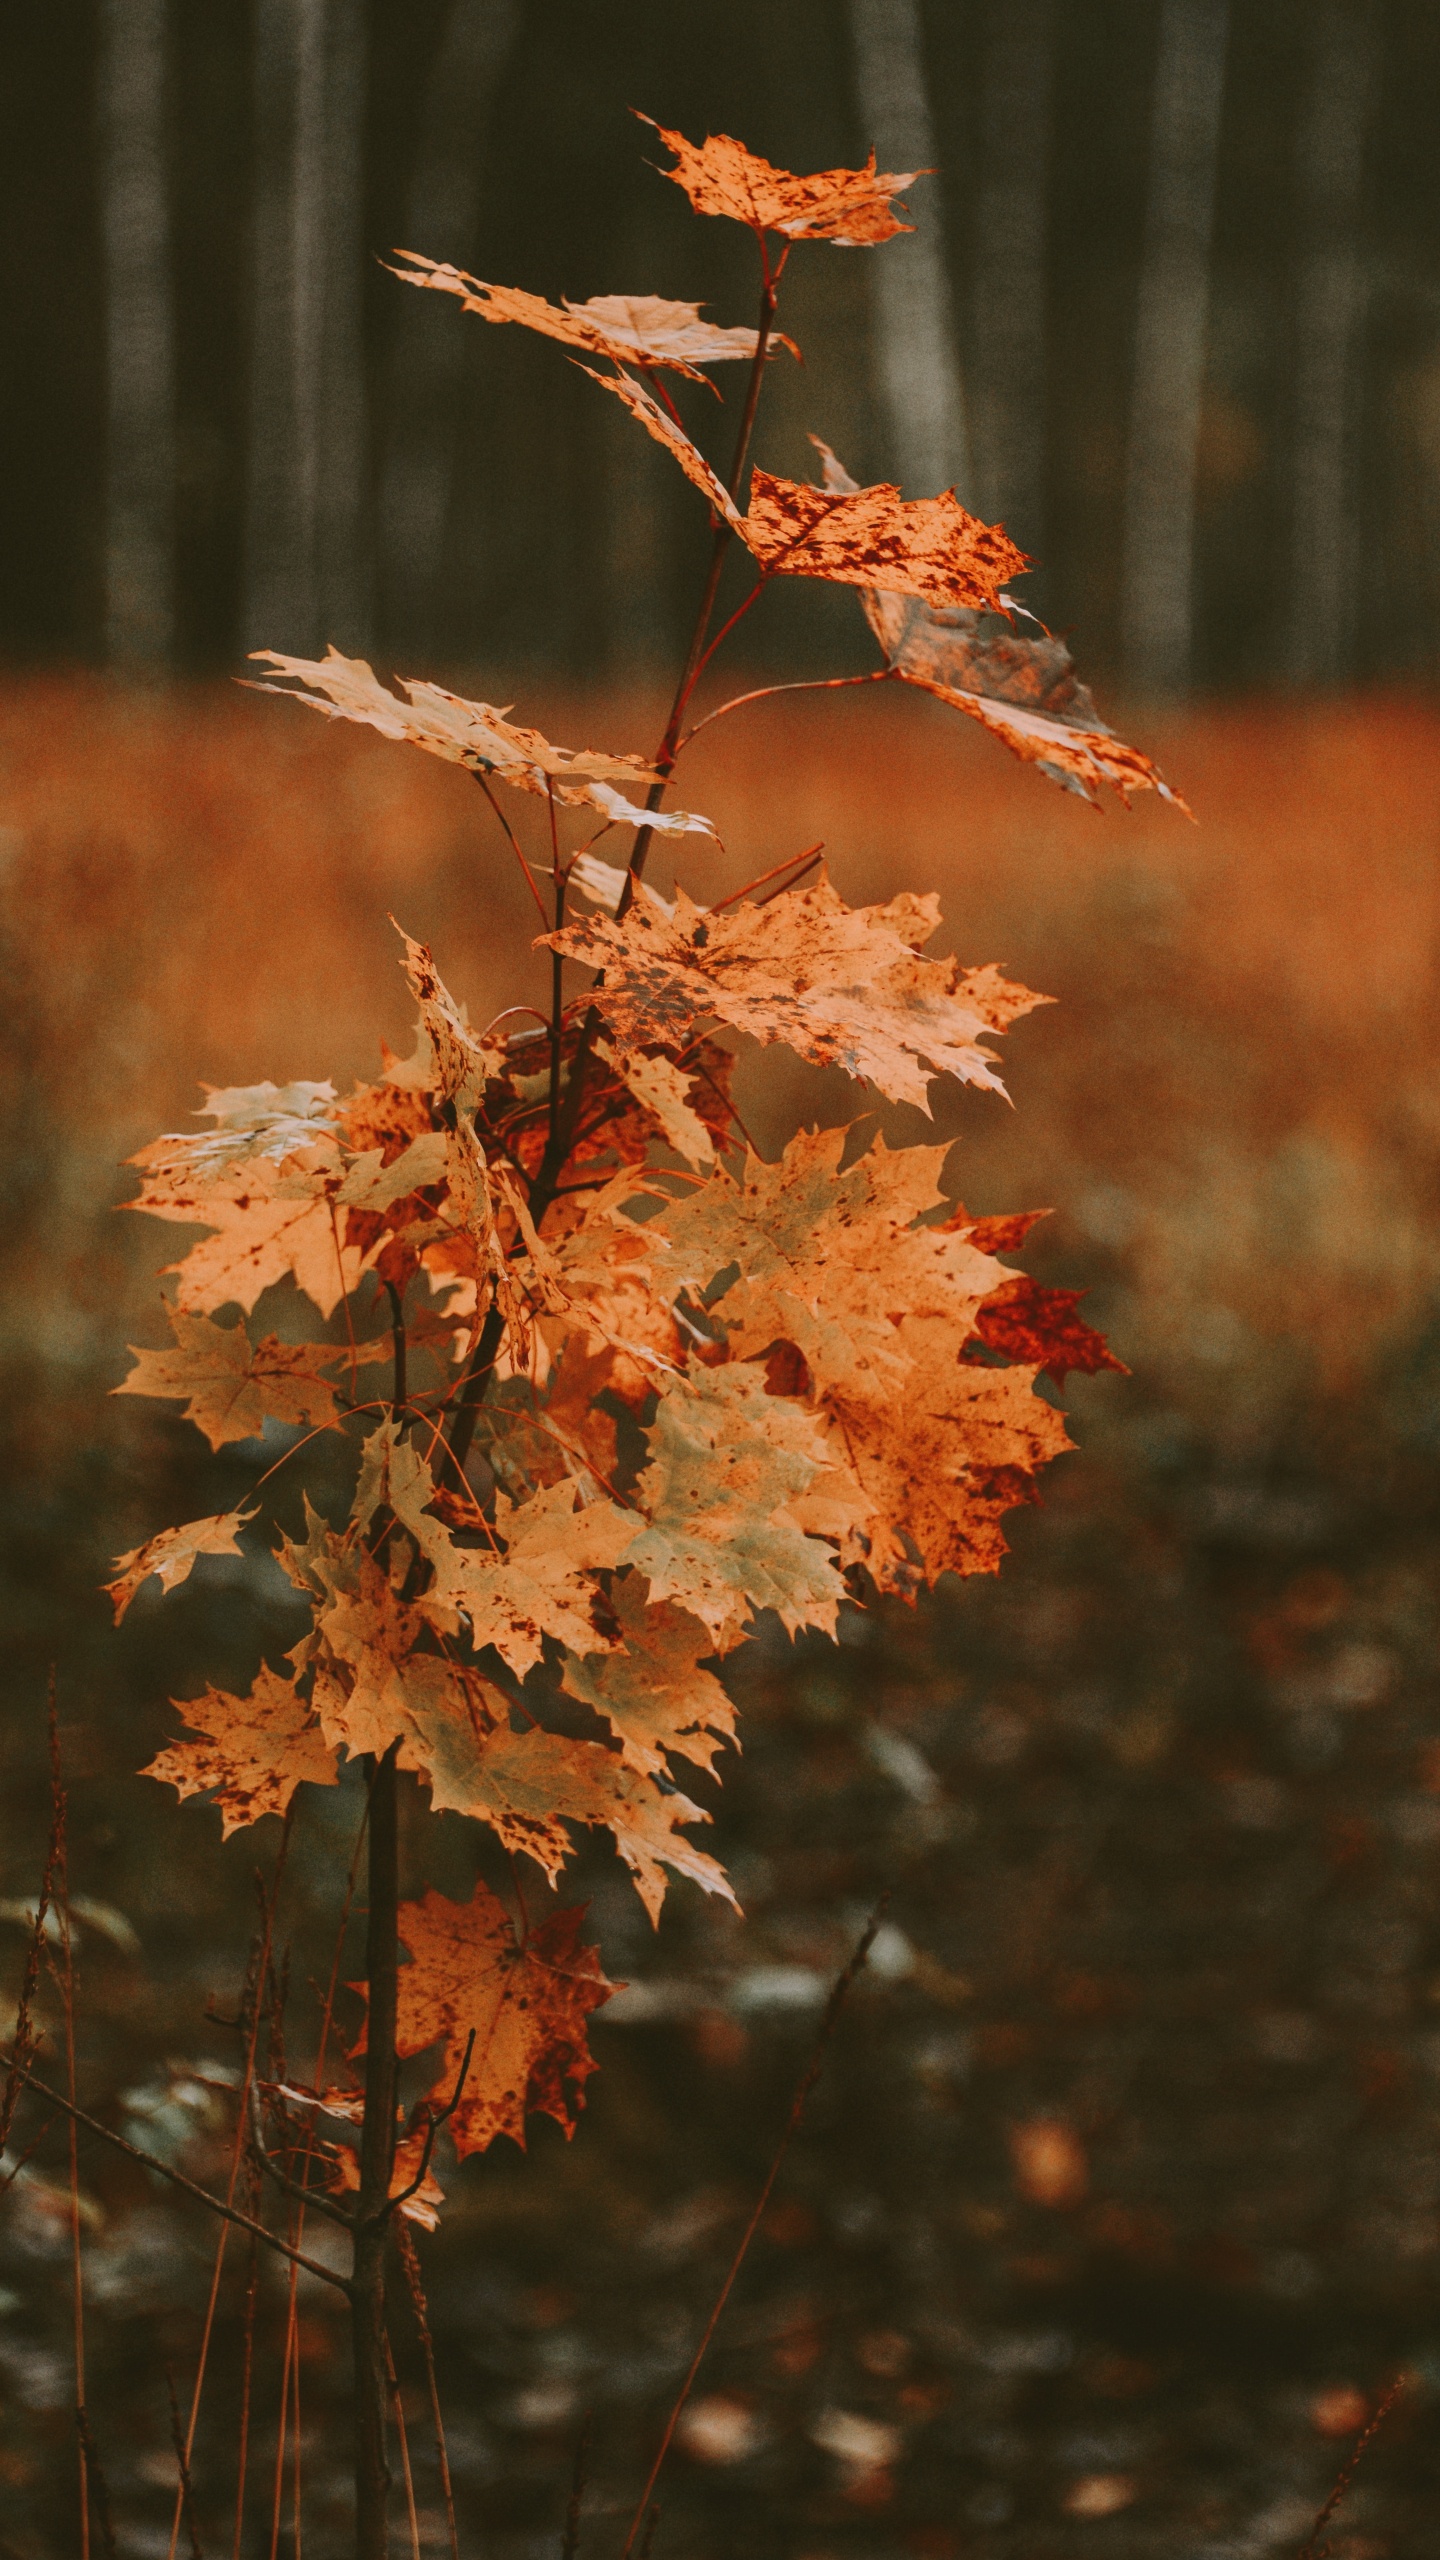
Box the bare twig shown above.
[397,2220,460,2560]
[384,2031,475,2220]
[76,2406,118,2560]
[560,2413,591,2560]
[247,2082,355,2228]
[617,1898,889,2558]
[0,2049,350,2293]
[165,2367,205,2560]
[1295,2374,1407,2560]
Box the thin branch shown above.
[677,667,889,754]
[473,770,550,926]
[397,2221,460,2560]
[385,1278,408,1412]
[1295,2374,1407,2560]
[247,2083,356,2229]
[383,2029,475,2219]
[708,840,826,913]
[560,2413,591,2560]
[617,1899,889,2559]
[0,2050,351,2294]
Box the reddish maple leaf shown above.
[743,468,1026,613]
[353,1883,616,2159]
[970,1274,1127,1383]
[640,117,922,245]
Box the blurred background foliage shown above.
[3,5,1440,2558]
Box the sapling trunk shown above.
[353,1743,400,2558]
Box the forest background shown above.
[4,4,1440,2557]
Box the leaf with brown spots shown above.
[641,117,922,245]
[354,1883,616,2159]
[142,1666,337,1835]
[562,1573,736,1778]
[106,1505,257,1623]
[545,874,1047,1113]
[743,467,1026,612]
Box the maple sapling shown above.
[108,113,1175,2556]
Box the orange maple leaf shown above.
[107,1505,256,1623]
[250,648,717,838]
[743,468,1027,613]
[545,874,1047,1113]
[640,116,921,245]
[578,366,745,528]
[811,440,1187,809]
[389,254,796,377]
[142,1666,337,1834]
[354,1883,616,2159]
[562,1574,735,1779]
[113,1308,347,1450]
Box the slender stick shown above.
[352,1744,401,2559]
[49,1698,90,2560]
[1295,2374,1407,2560]
[473,771,551,926]
[396,2222,460,2560]
[616,1900,887,2560]
[165,2367,204,2560]
[0,2051,350,2291]
[230,2224,260,2560]
[560,2413,591,2560]
[386,2332,423,2560]
[677,667,889,754]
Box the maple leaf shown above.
[579,367,745,528]
[971,1273,1126,1383]
[791,1318,1073,1594]
[250,649,717,837]
[391,930,506,1108]
[811,440,1187,809]
[545,874,1047,1112]
[622,1365,849,1647]
[126,1144,364,1320]
[562,1574,735,1779]
[742,468,1027,613]
[354,1883,616,2159]
[650,1128,1011,1397]
[389,254,795,377]
[131,1081,340,1185]
[593,1035,715,1169]
[107,1506,256,1623]
[641,116,922,245]
[113,1308,346,1450]
[142,1667,337,1835]
[325,2121,447,2230]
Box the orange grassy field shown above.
[0,675,1436,1407]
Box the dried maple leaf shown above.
[107,1506,256,1623]
[578,367,744,528]
[970,1273,1125,1382]
[742,468,1026,612]
[562,1574,735,1779]
[392,930,507,1108]
[593,1035,715,1168]
[143,1666,337,1835]
[389,254,794,377]
[114,1308,346,1450]
[622,1365,849,1647]
[791,1317,1073,1594]
[650,1129,1010,1397]
[126,1146,363,1320]
[545,874,1047,1112]
[811,440,1187,809]
[355,1883,615,2159]
[325,2120,446,2229]
[131,1081,340,1185]
[641,116,921,245]
[250,648,716,837]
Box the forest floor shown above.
[1,680,1438,2558]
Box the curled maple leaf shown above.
[545,873,1048,1113]
[389,254,797,377]
[743,468,1027,613]
[354,1883,616,2160]
[578,366,745,528]
[249,648,717,838]
[811,440,1188,811]
[640,115,922,246]
[143,1666,338,1834]
[107,1506,256,1623]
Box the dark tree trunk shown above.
[970,0,1056,570]
[99,0,174,666]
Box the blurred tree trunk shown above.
[378,0,522,659]
[969,0,1056,567]
[1285,1,1375,688]
[1120,0,1229,695]
[99,0,174,668]
[244,0,370,659]
[847,0,969,498]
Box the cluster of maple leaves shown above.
[109,121,1150,2216]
